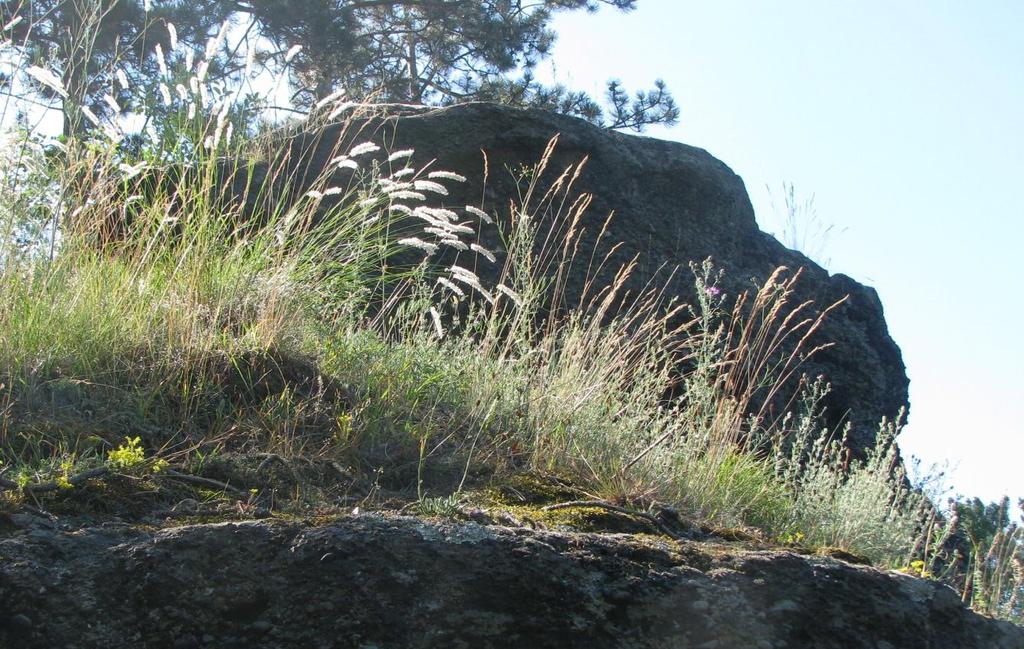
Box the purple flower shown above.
[705,286,722,297]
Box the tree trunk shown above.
[401,6,420,103]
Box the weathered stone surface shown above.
[279,103,908,452]
[1,514,1019,648]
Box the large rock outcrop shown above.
[276,103,908,453]
[1,514,1019,648]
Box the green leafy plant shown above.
[108,437,146,470]
[416,494,464,518]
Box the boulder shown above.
[1,515,1019,648]
[277,102,908,453]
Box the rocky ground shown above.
[1,494,1021,649]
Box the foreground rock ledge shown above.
[1,515,1019,648]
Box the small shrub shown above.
[108,436,146,470]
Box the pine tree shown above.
[1,0,232,137]
[2,0,678,135]
[233,0,679,130]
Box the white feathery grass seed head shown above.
[423,226,454,238]
[389,204,413,215]
[2,16,23,32]
[217,100,230,123]
[327,102,354,120]
[118,161,148,178]
[336,159,359,170]
[387,190,426,201]
[465,205,493,224]
[206,20,229,59]
[427,171,466,183]
[284,44,302,63]
[175,84,188,101]
[412,213,445,229]
[447,267,494,301]
[496,284,523,307]
[398,238,439,255]
[167,22,178,51]
[444,222,475,235]
[428,307,444,339]
[421,218,473,235]
[159,83,172,106]
[155,43,167,77]
[388,168,416,180]
[413,180,448,195]
[448,265,480,283]
[439,239,468,251]
[378,179,412,192]
[116,69,130,90]
[411,207,448,225]
[25,66,67,98]
[451,274,493,303]
[103,94,120,114]
[436,277,465,298]
[471,243,496,263]
[315,89,346,109]
[386,149,415,162]
[418,207,459,222]
[102,123,123,143]
[80,105,101,126]
[348,142,380,157]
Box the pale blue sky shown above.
[545,0,1023,503]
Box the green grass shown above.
[0,119,923,553]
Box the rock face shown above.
[279,103,908,453]
[1,514,1019,649]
